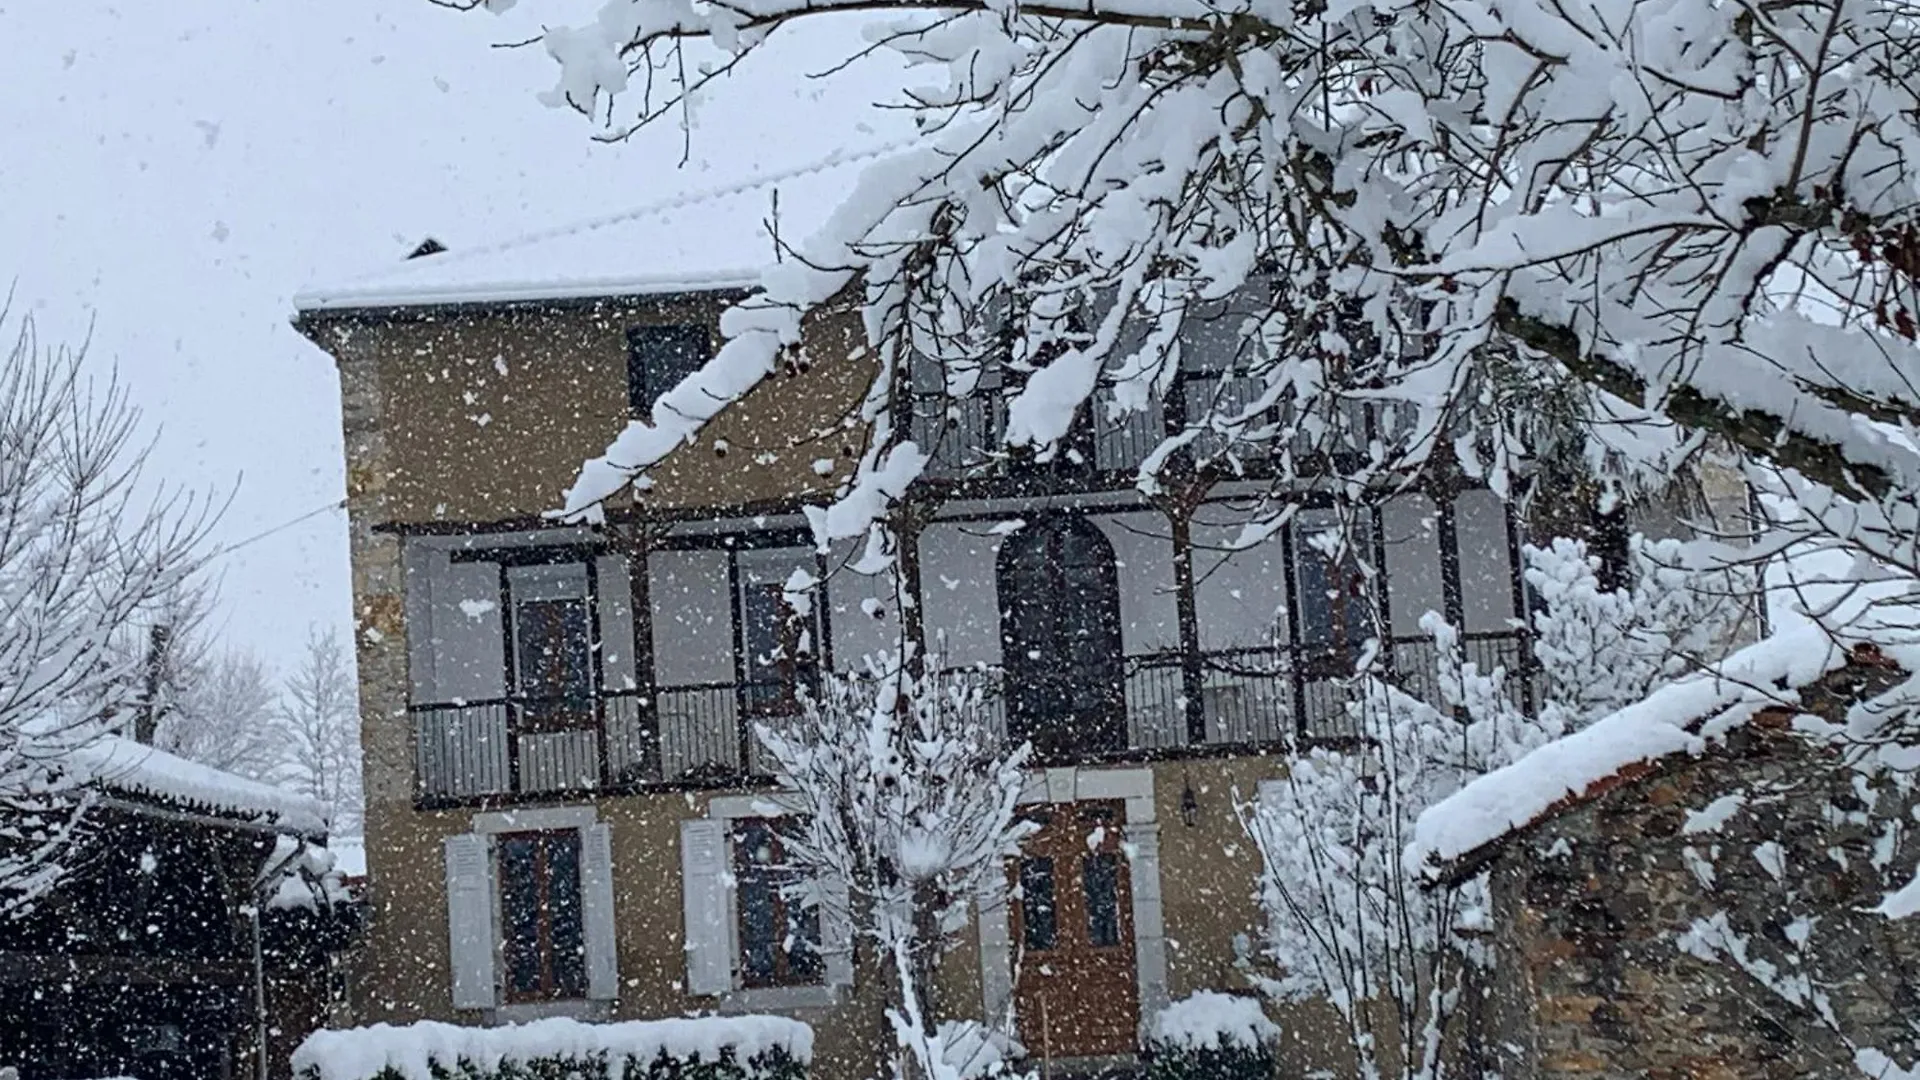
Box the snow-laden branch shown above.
[0,312,215,911]
[480,0,1920,548]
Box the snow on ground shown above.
[74,735,327,835]
[1150,991,1282,1051]
[294,1016,813,1080]
[1405,624,1871,879]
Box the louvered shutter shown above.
[443,833,497,1010]
[820,871,854,988]
[582,822,619,1001]
[679,819,733,996]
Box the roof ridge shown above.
[420,137,922,270]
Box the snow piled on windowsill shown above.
[293,1016,814,1080]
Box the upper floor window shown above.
[507,563,595,732]
[998,516,1126,759]
[497,829,587,1003]
[1292,512,1374,672]
[627,324,712,417]
[738,580,816,717]
[731,818,823,989]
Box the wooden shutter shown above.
[820,871,855,988]
[582,822,619,1001]
[443,833,497,1011]
[679,819,733,996]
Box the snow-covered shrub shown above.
[753,651,1031,1080]
[291,1017,811,1080]
[1525,536,1757,729]
[1243,617,1556,1079]
[1146,993,1278,1080]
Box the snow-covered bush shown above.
[1525,536,1757,729]
[754,651,1031,1080]
[1146,993,1278,1080]
[291,1017,811,1080]
[1244,666,1540,1080]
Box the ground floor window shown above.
[497,829,587,1001]
[731,818,822,988]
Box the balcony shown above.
[409,631,1535,804]
[908,379,1412,484]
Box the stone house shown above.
[293,146,1745,1077]
[1413,635,1920,1080]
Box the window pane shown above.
[499,836,543,996]
[741,583,794,713]
[1019,857,1057,951]
[735,822,779,985]
[1295,522,1369,649]
[786,896,823,982]
[516,599,593,699]
[546,833,587,998]
[628,324,712,414]
[1084,853,1120,947]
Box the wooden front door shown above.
[1009,800,1139,1060]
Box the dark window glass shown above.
[628,324,712,416]
[497,830,587,1002]
[998,518,1125,758]
[514,595,594,730]
[740,582,815,717]
[1019,857,1057,951]
[1084,853,1120,947]
[500,836,542,994]
[1295,526,1371,652]
[547,834,587,998]
[733,819,823,988]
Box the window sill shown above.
[719,983,846,1013]
[489,998,611,1025]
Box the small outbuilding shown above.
[0,737,364,1080]
[1411,631,1920,1080]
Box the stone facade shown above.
[1468,665,1920,1080]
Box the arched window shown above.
[998,516,1126,758]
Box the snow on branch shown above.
[474,0,1920,566]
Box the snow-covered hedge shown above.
[292,1016,812,1080]
[1146,993,1279,1080]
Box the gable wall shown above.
[315,293,874,528]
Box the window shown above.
[1292,514,1373,669]
[628,324,712,417]
[739,581,816,717]
[731,819,823,988]
[497,830,587,1003]
[1018,856,1058,951]
[1083,853,1121,947]
[998,516,1126,758]
[508,564,595,732]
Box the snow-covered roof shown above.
[1406,626,1905,883]
[74,736,328,837]
[293,142,910,313]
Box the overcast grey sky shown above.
[1,1,899,677]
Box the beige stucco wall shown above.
[310,293,875,528]
[351,756,1310,1072]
